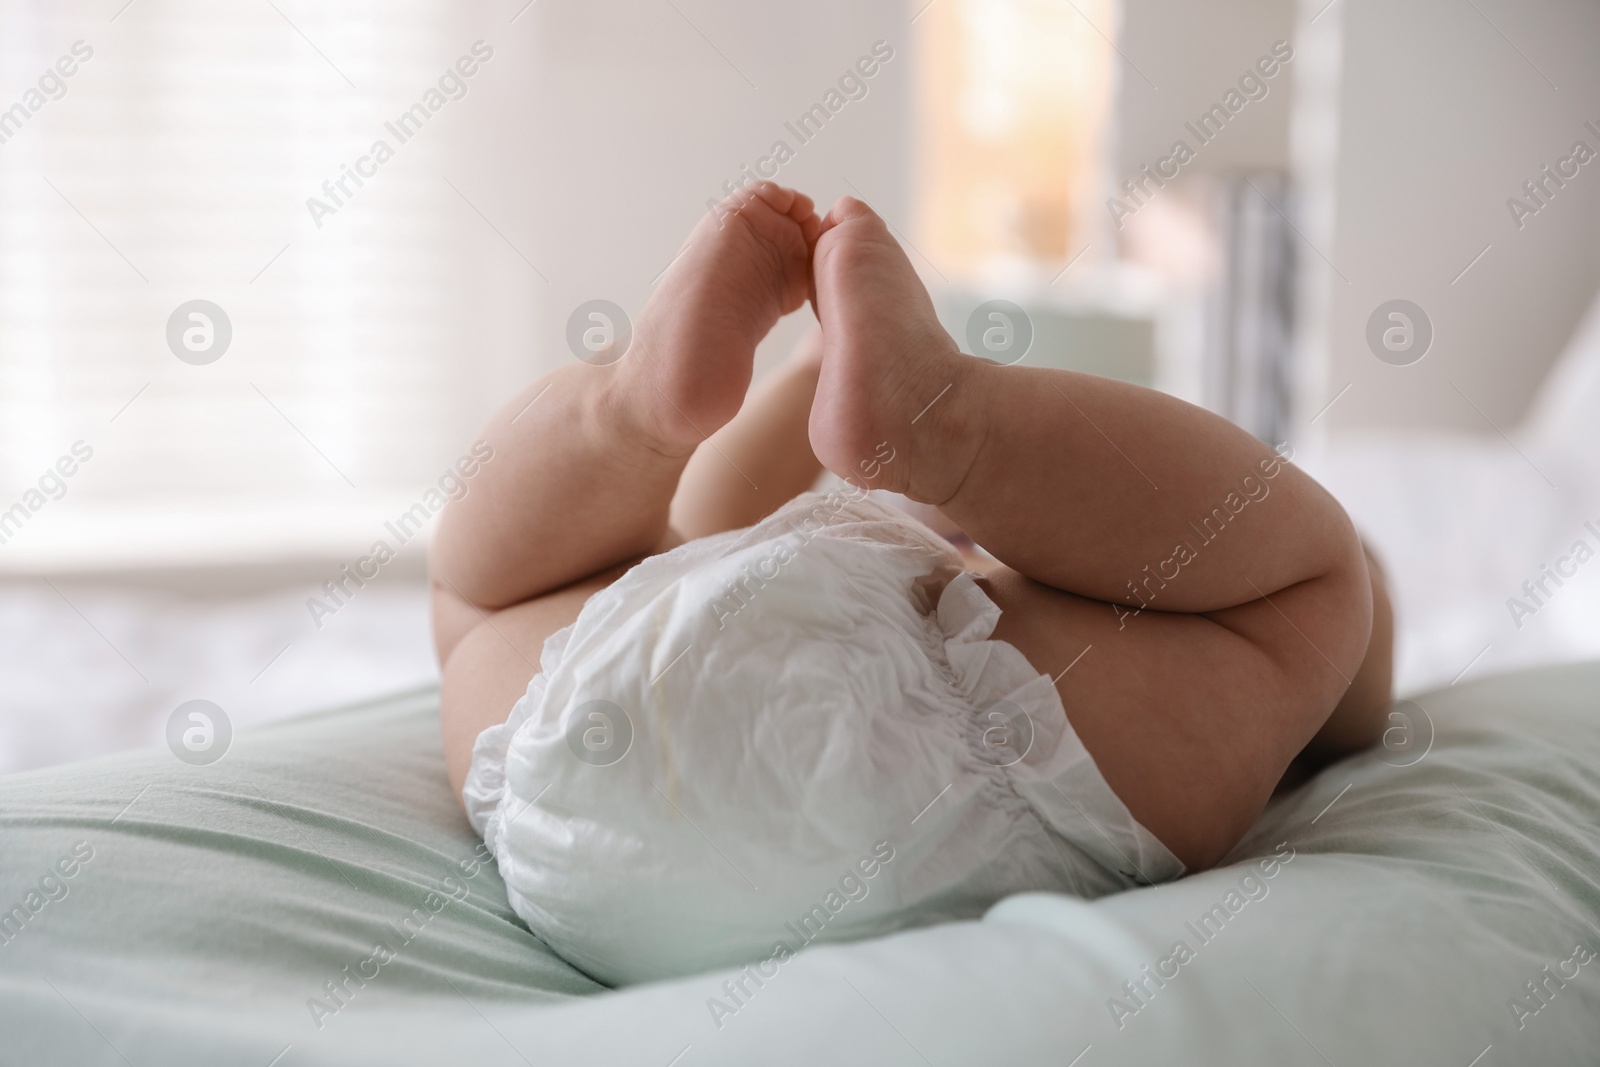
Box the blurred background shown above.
[3,0,1599,772]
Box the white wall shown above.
[451,0,914,398]
[1116,0,1297,177]
[1120,0,1600,435]
[1323,0,1600,433]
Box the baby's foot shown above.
[618,182,821,453]
[808,197,985,503]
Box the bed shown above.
[12,285,1600,1066]
[5,660,1599,1065]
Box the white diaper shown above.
[463,490,1182,985]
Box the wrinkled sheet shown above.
[3,663,1599,1064]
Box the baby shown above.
[429,182,1393,985]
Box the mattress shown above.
[3,665,1599,1064]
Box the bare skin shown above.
[431,182,822,797]
[431,185,1392,873]
[669,329,826,540]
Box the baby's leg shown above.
[431,182,820,795]
[669,328,825,540]
[808,197,1381,869]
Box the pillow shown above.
[1523,281,1600,456]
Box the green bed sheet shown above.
[3,665,1600,1065]
[0,688,596,1065]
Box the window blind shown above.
[0,0,517,568]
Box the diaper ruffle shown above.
[934,571,1186,888]
[462,626,571,852]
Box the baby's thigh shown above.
[438,526,695,801]
[438,574,607,801]
[981,566,1318,869]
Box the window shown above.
[913,0,1116,277]
[0,0,521,568]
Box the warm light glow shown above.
[914,0,1115,277]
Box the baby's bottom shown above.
[462,490,1192,985]
[431,187,1391,872]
